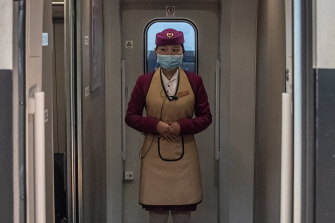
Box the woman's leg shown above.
[149,211,169,223]
[171,211,191,223]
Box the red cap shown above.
[155,28,184,46]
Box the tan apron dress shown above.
[139,68,202,206]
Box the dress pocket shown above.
[158,136,184,161]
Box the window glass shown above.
[145,21,197,73]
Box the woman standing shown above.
[125,28,212,223]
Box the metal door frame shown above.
[17,0,27,221]
[65,0,82,222]
[292,0,315,222]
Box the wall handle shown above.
[280,92,293,223]
[121,60,127,161]
[215,60,221,160]
[29,92,46,223]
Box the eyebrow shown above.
[158,45,181,48]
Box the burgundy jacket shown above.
[125,71,212,135]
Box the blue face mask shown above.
[157,54,183,71]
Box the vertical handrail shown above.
[121,59,127,161]
[33,92,46,223]
[280,92,293,223]
[18,0,27,221]
[215,59,220,160]
[281,0,293,222]
[65,0,79,221]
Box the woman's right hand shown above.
[156,121,177,141]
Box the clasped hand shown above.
[156,121,180,141]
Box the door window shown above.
[145,20,198,73]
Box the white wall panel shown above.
[0,1,13,69]
[316,0,335,68]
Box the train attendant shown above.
[125,28,212,223]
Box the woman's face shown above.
[155,45,183,55]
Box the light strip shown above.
[293,0,302,222]
[52,2,64,6]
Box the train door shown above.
[51,2,71,222]
[25,0,55,222]
[121,3,219,222]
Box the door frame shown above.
[121,3,220,222]
[292,0,315,222]
[64,0,82,222]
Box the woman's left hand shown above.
[169,122,181,136]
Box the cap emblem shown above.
[166,32,174,38]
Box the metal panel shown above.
[42,2,56,222]
[220,0,258,222]
[316,69,335,223]
[104,0,124,222]
[254,0,286,222]
[293,0,303,222]
[65,0,78,221]
[293,0,315,222]
[81,0,107,221]
[0,70,13,223]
